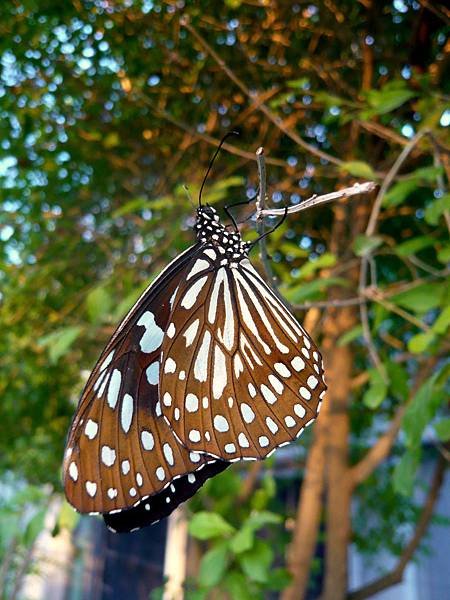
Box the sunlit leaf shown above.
[38,326,83,363]
[189,512,235,540]
[340,161,376,180]
[198,542,230,587]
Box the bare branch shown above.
[293,297,364,310]
[148,105,287,167]
[347,456,446,600]
[366,129,429,236]
[257,181,377,218]
[180,15,345,167]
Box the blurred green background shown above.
[0,1,449,599]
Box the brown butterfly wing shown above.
[160,250,326,461]
[63,245,228,518]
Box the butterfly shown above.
[63,147,326,533]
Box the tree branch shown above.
[347,456,446,600]
[257,181,377,218]
[180,15,345,167]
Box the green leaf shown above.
[86,285,112,324]
[393,451,420,496]
[383,179,418,207]
[337,325,363,347]
[112,196,152,218]
[57,500,80,532]
[395,235,435,257]
[425,193,450,226]
[238,540,273,583]
[407,331,435,353]
[198,543,230,587]
[24,509,46,546]
[383,166,444,208]
[363,368,388,409]
[266,568,293,591]
[353,234,383,256]
[437,244,450,263]
[103,132,120,148]
[432,305,450,335]
[434,418,450,442]
[287,77,310,90]
[386,361,408,400]
[366,86,415,114]
[402,369,447,449]
[38,326,83,363]
[246,510,282,530]
[188,512,235,540]
[230,526,254,554]
[297,252,337,279]
[284,277,349,303]
[390,283,444,313]
[340,161,376,180]
[224,571,255,600]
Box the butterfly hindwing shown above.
[160,246,326,461]
[103,459,229,533]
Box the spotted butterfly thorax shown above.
[63,202,326,533]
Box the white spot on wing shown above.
[261,384,277,405]
[240,403,255,424]
[86,481,97,497]
[183,319,200,347]
[101,445,116,467]
[181,275,208,309]
[107,369,122,408]
[185,393,199,412]
[274,363,291,378]
[294,404,306,418]
[137,311,164,353]
[238,433,249,448]
[164,358,177,374]
[194,331,211,382]
[189,429,201,442]
[99,350,114,372]
[291,356,305,372]
[266,416,279,434]
[145,362,159,386]
[213,415,229,432]
[84,419,98,440]
[187,258,210,280]
[163,443,174,466]
[69,462,78,481]
[141,430,154,450]
[212,345,227,399]
[121,394,134,433]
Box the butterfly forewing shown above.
[160,247,326,461]
[63,244,225,516]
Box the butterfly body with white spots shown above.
[63,204,326,532]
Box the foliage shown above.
[0,0,448,597]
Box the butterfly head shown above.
[195,205,250,259]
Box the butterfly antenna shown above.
[198,130,239,208]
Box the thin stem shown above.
[257,182,377,217]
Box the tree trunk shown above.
[321,306,355,600]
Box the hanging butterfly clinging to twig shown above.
[63,135,326,533]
